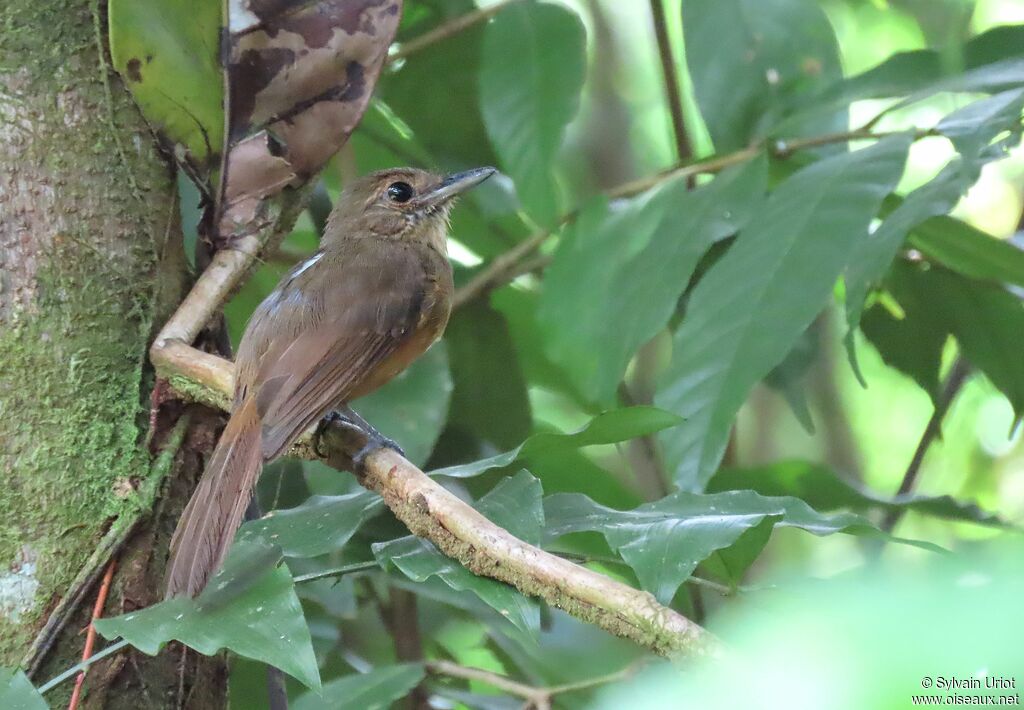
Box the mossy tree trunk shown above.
[0,1,226,706]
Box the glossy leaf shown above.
[708,461,1008,527]
[0,669,45,710]
[432,407,682,479]
[292,664,425,710]
[238,491,384,559]
[373,471,543,637]
[480,0,586,225]
[682,0,843,151]
[656,137,910,491]
[544,489,921,604]
[108,0,223,168]
[538,158,768,403]
[354,343,452,467]
[95,542,320,690]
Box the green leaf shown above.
[354,343,451,467]
[479,0,586,225]
[910,217,1024,290]
[845,89,1024,328]
[708,460,1008,527]
[656,136,911,491]
[432,407,682,479]
[763,325,819,434]
[373,471,543,637]
[238,491,384,559]
[445,301,532,449]
[682,0,843,152]
[109,0,223,168]
[95,541,320,690]
[0,669,46,710]
[860,299,946,403]
[292,664,426,710]
[777,24,1024,133]
[538,158,767,402]
[892,263,1024,421]
[544,489,919,604]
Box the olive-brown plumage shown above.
[165,166,495,598]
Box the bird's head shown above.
[324,166,496,252]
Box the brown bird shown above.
[165,166,495,598]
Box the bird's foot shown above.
[318,407,405,471]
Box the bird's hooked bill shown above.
[417,166,497,207]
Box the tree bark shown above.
[0,1,226,706]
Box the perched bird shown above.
[165,166,496,598]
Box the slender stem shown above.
[39,640,131,695]
[648,0,691,161]
[388,0,523,64]
[292,561,379,584]
[453,126,940,309]
[427,659,644,707]
[880,357,970,532]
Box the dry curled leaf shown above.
[217,0,403,239]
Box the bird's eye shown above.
[387,181,414,203]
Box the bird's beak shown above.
[418,167,497,208]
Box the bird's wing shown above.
[253,241,429,460]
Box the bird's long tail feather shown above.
[165,397,263,598]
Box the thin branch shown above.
[292,561,379,584]
[880,357,970,533]
[388,0,523,64]
[648,0,691,161]
[452,126,941,309]
[427,659,643,709]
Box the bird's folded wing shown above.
[254,246,427,459]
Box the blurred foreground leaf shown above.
[95,542,320,690]
[0,669,45,710]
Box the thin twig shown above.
[292,561,379,584]
[451,126,942,309]
[67,561,116,710]
[427,659,644,709]
[38,640,132,696]
[648,0,691,161]
[880,357,970,533]
[388,0,523,63]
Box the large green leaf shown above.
[292,664,425,710]
[682,0,843,152]
[238,491,384,559]
[544,489,934,604]
[373,471,543,637]
[860,298,946,403]
[354,343,452,467]
[432,407,682,479]
[479,0,586,225]
[708,460,1007,527]
[108,0,223,168]
[891,263,1024,421]
[656,136,910,491]
[538,158,767,403]
[95,542,320,690]
[0,669,45,710]
[845,88,1024,328]
[910,217,1024,290]
[445,301,532,449]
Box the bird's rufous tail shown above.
[165,397,263,598]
